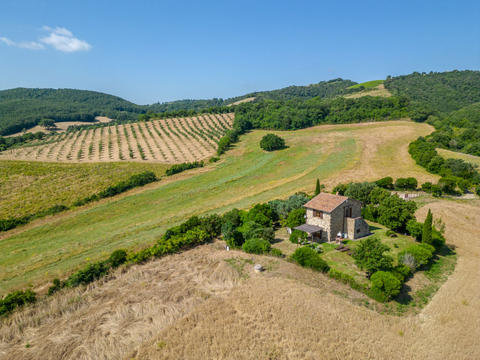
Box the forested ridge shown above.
[0,88,144,135]
[234,95,408,130]
[0,79,359,136]
[384,70,480,157]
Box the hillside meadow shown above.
[0,161,168,219]
[0,120,436,295]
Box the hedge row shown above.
[0,205,68,232]
[165,161,204,176]
[0,172,158,233]
[74,171,157,206]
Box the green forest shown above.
[0,88,144,135]
[385,70,480,157]
[234,95,409,130]
[0,79,361,136]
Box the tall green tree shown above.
[352,237,393,277]
[422,209,433,245]
[315,179,321,195]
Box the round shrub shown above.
[370,271,402,302]
[269,248,284,257]
[242,238,271,254]
[290,246,329,273]
[260,133,286,151]
[392,264,412,282]
[108,249,127,268]
[398,244,433,269]
[286,208,306,229]
[226,230,244,248]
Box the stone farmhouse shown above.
[294,193,370,243]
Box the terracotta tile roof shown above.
[303,193,348,213]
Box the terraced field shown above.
[0,113,234,163]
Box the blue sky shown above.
[0,0,479,104]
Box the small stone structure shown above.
[294,193,370,243]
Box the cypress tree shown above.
[422,209,433,244]
[315,179,321,195]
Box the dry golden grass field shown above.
[0,198,478,360]
[0,113,234,163]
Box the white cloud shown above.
[0,36,44,50]
[40,26,91,52]
[0,26,91,53]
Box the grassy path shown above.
[0,121,434,294]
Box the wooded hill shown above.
[0,88,143,135]
[384,70,480,157]
[0,79,360,136]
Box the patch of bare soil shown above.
[345,84,392,99]
[227,97,256,106]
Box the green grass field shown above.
[348,80,384,89]
[0,161,169,219]
[0,121,435,295]
[437,148,480,167]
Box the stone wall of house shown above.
[346,217,370,239]
[305,209,330,242]
[305,198,364,242]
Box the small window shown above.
[313,210,323,218]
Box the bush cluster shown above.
[398,243,435,270]
[0,290,36,316]
[289,229,307,244]
[369,271,402,302]
[290,247,330,273]
[73,171,158,206]
[0,204,69,232]
[165,161,204,176]
[242,238,271,254]
[409,137,480,193]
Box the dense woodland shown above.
[385,70,480,114]
[0,88,146,135]
[385,71,480,157]
[243,78,359,101]
[234,95,409,130]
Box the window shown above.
[344,207,352,218]
[313,210,323,218]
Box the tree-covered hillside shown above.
[384,70,480,157]
[246,78,359,101]
[147,78,359,112]
[234,95,409,130]
[0,88,145,135]
[385,70,480,114]
[0,79,360,136]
